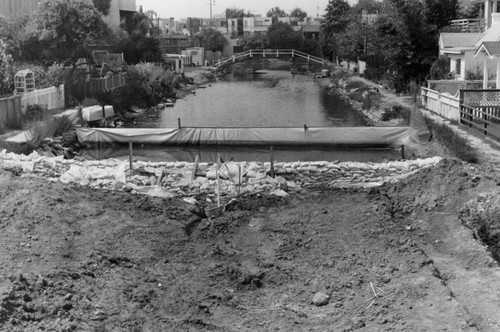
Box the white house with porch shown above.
[439,0,500,80]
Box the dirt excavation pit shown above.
[2,158,500,331]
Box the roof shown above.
[440,33,482,48]
[475,23,500,45]
[302,25,320,33]
[474,41,500,56]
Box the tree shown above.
[226,7,245,18]
[237,34,267,50]
[429,55,453,79]
[267,7,287,24]
[290,8,308,22]
[21,0,109,66]
[374,0,437,90]
[267,22,303,50]
[0,39,13,96]
[322,0,351,35]
[321,0,351,60]
[202,28,228,53]
[424,0,460,30]
[117,12,162,63]
[92,0,111,15]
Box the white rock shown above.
[271,189,289,197]
[312,292,330,306]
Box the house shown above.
[438,0,500,81]
[439,32,484,79]
[182,47,205,66]
[243,16,272,36]
[103,0,136,27]
[158,34,191,54]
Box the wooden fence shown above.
[420,87,461,121]
[21,85,65,111]
[459,90,500,142]
[460,104,500,140]
[66,73,126,102]
[0,95,22,127]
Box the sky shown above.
[135,0,346,20]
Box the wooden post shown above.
[177,118,181,129]
[128,141,133,171]
[400,145,405,160]
[270,145,275,178]
[216,152,221,207]
[192,155,199,181]
[238,164,241,197]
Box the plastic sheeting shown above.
[77,127,417,147]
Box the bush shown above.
[112,63,176,112]
[381,105,411,123]
[24,104,46,122]
[363,68,383,81]
[26,115,74,148]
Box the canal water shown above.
[85,70,400,162]
[160,70,367,128]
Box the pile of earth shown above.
[2,156,500,331]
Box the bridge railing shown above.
[215,49,329,69]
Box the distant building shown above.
[182,47,205,66]
[103,0,136,27]
[243,16,272,36]
[302,25,321,40]
[158,34,191,54]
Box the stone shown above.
[312,292,330,306]
[271,189,289,197]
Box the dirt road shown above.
[1,156,500,331]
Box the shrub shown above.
[381,105,411,123]
[26,115,74,148]
[363,68,383,81]
[24,104,46,122]
[112,63,176,112]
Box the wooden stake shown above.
[128,141,133,171]
[192,155,199,181]
[216,152,221,207]
[177,117,181,129]
[270,145,275,178]
[238,164,241,197]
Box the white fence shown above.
[20,85,65,111]
[421,87,461,122]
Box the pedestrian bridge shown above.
[214,49,330,71]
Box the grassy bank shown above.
[425,118,479,163]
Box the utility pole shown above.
[208,0,215,26]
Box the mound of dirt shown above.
[2,156,500,331]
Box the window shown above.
[456,58,461,75]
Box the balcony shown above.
[449,19,485,32]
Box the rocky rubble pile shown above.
[0,149,442,199]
